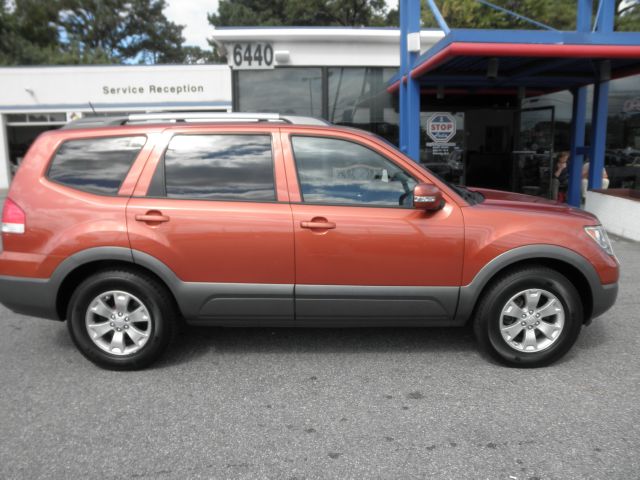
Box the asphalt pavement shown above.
[0,236,639,479]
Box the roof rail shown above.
[61,112,331,129]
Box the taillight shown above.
[1,198,25,234]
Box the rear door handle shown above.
[135,211,170,223]
[300,219,336,230]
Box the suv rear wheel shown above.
[67,269,176,370]
[474,266,583,368]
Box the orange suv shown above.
[0,113,619,369]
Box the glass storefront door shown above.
[421,111,465,185]
[513,107,556,198]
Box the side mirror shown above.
[413,184,444,211]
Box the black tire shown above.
[473,266,583,368]
[67,269,176,370]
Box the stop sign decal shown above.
[427,113,456,143]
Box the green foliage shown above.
[421,0,576,30]
[208,0,390,27]
[0,0,89,65]
[57,0,185,64]
[420,0,640,32]
[180,45,222,65]
[617,0,640,31]
[0,0,208,65]
[208,0,393,58]
[209,0,639,36]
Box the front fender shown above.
[454,244,606,324]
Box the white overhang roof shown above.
[210,27,444,45]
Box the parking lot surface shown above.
[1,236,639,480]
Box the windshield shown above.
[370,132,484,205]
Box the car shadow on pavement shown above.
[47,321,478,369]
[152,325,479,369]
[157,318,611,369]
[50,319,609,370]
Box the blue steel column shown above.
[406,0,421,162]
[566,0,592,206]
[590,77,610,190]
[589,0,615,190]
[567,88,587,206]
[399,0,408,153]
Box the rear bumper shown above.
[0,275,60,320]
[591,282,618,320]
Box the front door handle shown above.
[135,211,170,223]
[300,218,336,230]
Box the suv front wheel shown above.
[474,266,583,368]
[67,269,176,370]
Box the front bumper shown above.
[0,275,60,320]
[591,282,618,320]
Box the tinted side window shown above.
[48,136,146,195]
[292,136,417,207]
[162,135,275,201]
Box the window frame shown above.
[146,132,280,204]
[290,134,419,209]
[45,134,148,197]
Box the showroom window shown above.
[327,67,399,144]
[236,68,322,117]
[292,136,416,207]
[235,67,398,144]
[152,134,276,201]
[523,75,640,191]
[603,76,640,191]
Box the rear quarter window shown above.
[47,136,146,195]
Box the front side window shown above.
[159,134,275,201]
[292,136,417,207]
[48,136,146,195]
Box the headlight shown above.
[584,225,615,256]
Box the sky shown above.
[164,0,399,49]
[164,0,220,49]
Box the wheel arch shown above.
[53,247,182,321]
[455,245,599,326]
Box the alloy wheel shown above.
[84,290,152,356]
[499,288,565,353]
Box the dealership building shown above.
[1,14,640,220]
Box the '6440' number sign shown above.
[231,43,274,69]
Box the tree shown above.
[420,0,640,32]
[616,0,640,31]
[208,0,392,59]
[1,0,189,65]
[179,45,221,65]
[57,0,185,63]
[0,0,113,64]
[421,0,576,30]
[209,0,390,28]
[1,0,59,64]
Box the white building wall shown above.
[585,191,640,242]
[0,64,232,113]
[0,115,11,191]
[212,29,444,67]
[0,64,233,189]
